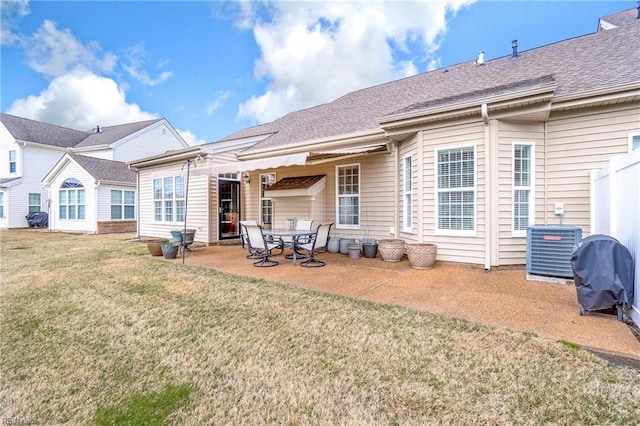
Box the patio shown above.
[173,244,640,363]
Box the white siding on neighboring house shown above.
[76,149,113,160]
[420,119,486,265]
[112,122,187,163]
[47,160,97,233]
[546,104,637,235]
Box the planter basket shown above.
[347,244,361,259]
[378,239,405,262]
[146,239,168,256]
[406,243,437,269]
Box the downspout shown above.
[543,122,548,224]
[393,140,400,239]
[94,180,101,234]
[482,103,491,272]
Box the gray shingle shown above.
[223,9,638,154]
[1,113,89,148]
[74,119,163,148]
[69,154,136,183]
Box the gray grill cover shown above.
[571,234,634,311]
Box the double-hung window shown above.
[28,193,41,213]
[630,133,640,152]
[403,155,413,232]
[153,176,184,222]
[260,173,275,225]
[336,164,360,228]
[513,143,534,235]
[436,146,475,234]
[59,178,85,220]
[0,192,4,218]
[111,190,135,220]
[9,150,16,174]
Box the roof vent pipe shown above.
[637,1,640,19]
[512,40,518,57]
[96,125,101,133]
[476,51,485,65]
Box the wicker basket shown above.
[406,243,437,269]
[378,239,406,262]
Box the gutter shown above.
[482,103,492,272]
[236,129,386,160]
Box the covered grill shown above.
[570,234,634,321]
[25,212,48,228]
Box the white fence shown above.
[591,149,640,326]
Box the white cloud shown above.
[24,19,117,78]
[206,91,232,115]
[122,42,174,86]
[7,69,158,130]
[237,0,474,124]
[0,0,30,46]
[176,129,207,146]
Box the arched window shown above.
[59,178,85,220]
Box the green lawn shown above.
[1,229,639,424]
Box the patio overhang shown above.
[264,175,326,199]
[306,142,391,165]
[191,152,309,176]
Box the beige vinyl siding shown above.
[496,121,545,265]
[546,104,636,234]
[137,163,211,243]
[420,119,486,265]
[241,151,395,242]
[399,135,418,243]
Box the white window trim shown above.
[9,150,17,175]
[111,190,136,220]
[152,176,185,223]
[335,163,361,230]
[512,141,535,237]
[402,155,413,233]
[28,193,41,213]
[434,143,477,237]
[629,132,640,152]
[259,173,276,225]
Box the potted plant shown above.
[161,240,179,259]
[146,239,168,256]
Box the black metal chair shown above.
[244,224,282,267]
[299,223,333,268]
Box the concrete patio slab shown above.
[174,244,640,362]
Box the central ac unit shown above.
[526,225,582,278]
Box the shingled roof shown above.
[0,113,88,148]
[1,113,163,150]
[223,9,639,154]
[69,153,136,183]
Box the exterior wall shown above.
[546,103,638,235]
[47,160,97,233]
[496,121,546,265]
[0,141,66,228]
[241,151,396,242]
[96,184,137,234]
[399,134,418,243]
[111,122,187,163]
[136,162,210,243]
[419,118,487,265]
[76,148,113,160]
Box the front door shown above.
[218,179,241,240]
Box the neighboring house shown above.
[132,8,639,270]
[0,114,189,232]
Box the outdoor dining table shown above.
[263,228,315,265]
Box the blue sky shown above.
[1,0,634,145]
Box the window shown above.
[403,155,413,232]
[337,164,360,228]
[513,143,534,234]
[9,150,16,174]
[260,173,275,225]
[436,146,475,234]
[0,192,4,218]
[59,178,85,220]
[153,176,184,222]
[28,193,41,213]
[111,190,135,220]
[630,133,640,152]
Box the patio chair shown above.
[239,220,260,259]
[299,223,333,268]
[244,224,282,267]
[284,219,314,260]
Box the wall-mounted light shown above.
[242,172,251,184]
